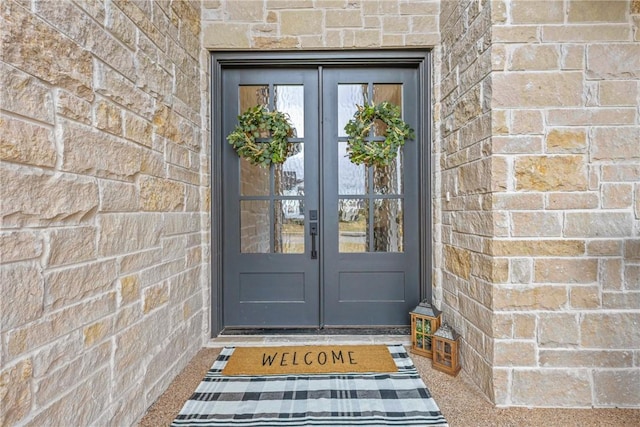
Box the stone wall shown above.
[0,1,209,425]
[437,0,496,401]
[201,0,440,49]
[488,0,640,407]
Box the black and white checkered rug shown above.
[171,344,448,426]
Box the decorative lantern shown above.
[431,323,461,376]
[409,300,442,358]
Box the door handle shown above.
[310,222,318,259]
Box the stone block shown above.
[594,370,640,407]
[568,0,628,22]
[491,193,544,210]
[224,0,263,22]
[626,266,640,291]
[0,231,43,263]
[546,128,587,154]
[581,313,640,348]
[2,0,93,99]
[0,115,56,168]
[98,213,163,257]
[95,99,123,136]
[494,340,537,366]
[512,370,592,407]
[45,260,117,310]
[143,281,170,313]
[515,155,587,192]
[570,285,601,309]
[327,9,363,28]
[510,109,544,134]
[626,241,640,261]
[94,61,154,118]
[83,318,113,347]
[493,285,567,310]
[539,313,580,347]
[587,240,622,256]
[99,179,138,212]
[0,165,99,228]
[602,183,633,209]
[565,212,633,238]
[514,314,536,338]
[542,24,630,42]
[0,359,32,426]
[119,275,141,306]
[60,119,143,181]
[599,81,638,106]
[119,247,163,275]
[106,0,136,49]
[493,25,539,43]
[492,136,543,154]
[547,192,599,210]
[55,90,91,124]
[591,127,640,161]
[0,62,54,123]
[534,258,598,284]
[547,108,636,126]
[510,258,532,284]
[561,44,584,69]
[0,264,44,330]
[280,10,322,35]
[47,226,97,267]
[510,45,559,70]
[486,239,585,257]
[540,350,633,368]
[602,292,640,309]
[493,72,583,107]
[588,44,640,79]
[511,212,562,237]
[140,175,185,212]
[510,0,564,23]
[444,245,471,280]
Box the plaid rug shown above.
[171,344,448,426]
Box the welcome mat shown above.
[222,345,398,376]
[171,344,448,426]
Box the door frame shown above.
[210,50,433,336]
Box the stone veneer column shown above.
[0,1,210,425]
[489,0,640,407]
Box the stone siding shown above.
[0,1,209,425]
[488,0,639,407]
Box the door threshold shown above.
[220,327,410,336]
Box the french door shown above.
[221,64,421,328]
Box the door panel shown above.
[322,68,420,326]
[222,69,319,327]
[222,66,420,328]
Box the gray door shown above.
[222,66,420,328]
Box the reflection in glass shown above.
[373,84,403,136]
[275,201,304,254]
[374,149,403,195]
[338,84,367,137]
[374,198,403,252]
[276,143,304,196]
[239,85,269,111]
[240,157,270,196]
[338,141,365,195]
[274,85,304,137]
[241,200,270,253]
[339,199,367,252]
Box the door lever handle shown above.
[310,222,318,259]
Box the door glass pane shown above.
[239,85,269,111]
[276,143,304,196]
[241,200,270,253]
[338,84,367,137]
[275,201,304,254]
[240,157,270,196]
[338,141,365,195]
[374,149,403,195]
[373,84,402,136]
[339,199,367,253]
[374,198,403,252]
[274,85,304,137]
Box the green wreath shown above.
[227,105,295,167]
[344,101,415,167]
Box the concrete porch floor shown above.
[140,336,640,427]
